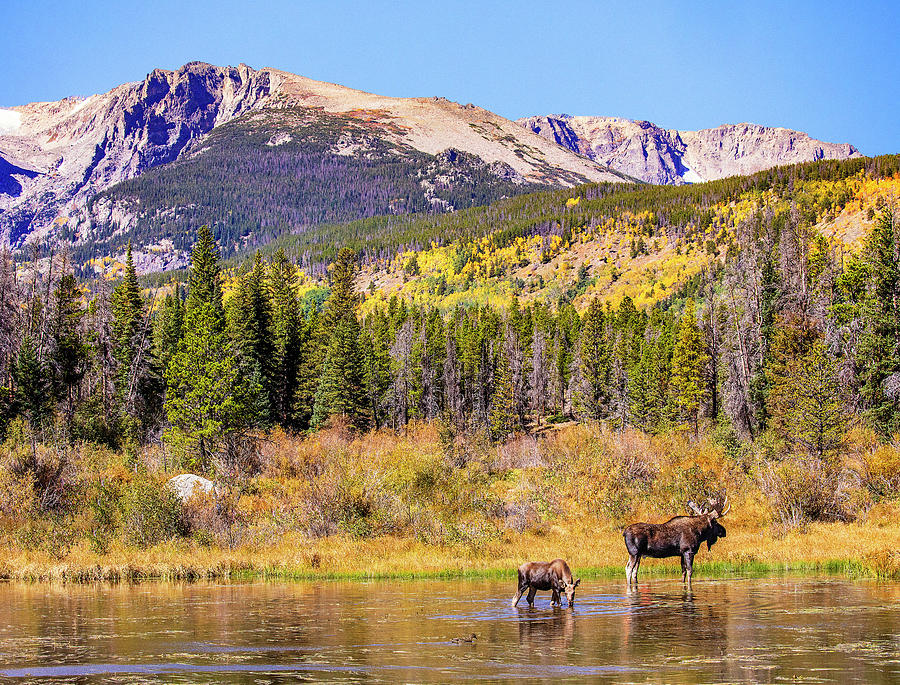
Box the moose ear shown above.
[574,578,581,587]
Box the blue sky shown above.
[2,0,897,155]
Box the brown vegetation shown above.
[0,421,898,582]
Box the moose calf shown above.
[512,559,581,607]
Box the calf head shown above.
[563,578,581,605]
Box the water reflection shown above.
[0,578,896,683]
[516,606,575,651]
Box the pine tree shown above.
[443,324,464,429]
[630,327,671,433]
[363,310,392,428]
[268,249,303,427]
[420,308,446,420]
[165,301,242,466]
[15,336,50,431]
[186,225,224,329]
[490,337,517,440]
[293,309,328,430]
[110,242,146,412]
[311,248,367,427]
[165,230,243,466]
[859,208,900,436]
[50,272,88,419]
[152,290,184,375]
[772,341,847,461]
[577,297,610,420]
[233,251,274,424]
[670,300,709,434]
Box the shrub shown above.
[494,435,543,471]
[216,433,263,481]
[758,456,854,530]
[858,445,900,500]
[712,418,753,469]
[70,394,122,449]
[661,463,721,511]
[88,478,122,554]
[120,477,184,548]
[181,489,247,549]
[542,424,657,521]
[15,517,77,560]
[0,466,35,520]
[3,445,79,513]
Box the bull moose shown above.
[623,496,729,586]
[512,559,581,607]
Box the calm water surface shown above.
[0,577,897,683]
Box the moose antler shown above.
[720,496,730,516]
[707,494,730,519]
[687,501,704,516]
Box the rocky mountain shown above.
[0,62,628,259]
[517,115,860,185]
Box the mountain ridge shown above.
[0,61,866,271]
[518,114,860,185]
[0,62,627,250]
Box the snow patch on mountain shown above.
[0,110,22,135]
[681,165,704,184]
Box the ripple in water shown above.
[0,577,896,683]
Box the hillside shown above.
[519,115,860,185]
[233,155,899,308]
[0,62,626,263]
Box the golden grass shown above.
[2,516,897,582]
[2,422,899,583]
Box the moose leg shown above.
[680,556,687,583]
[511,585,525,607]
[526,587,537,606]
[625,556,634,584]
[630,555,642,584]
[551,589,560,606]
[683,551,694,587]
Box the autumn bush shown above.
[2,443,80,513]
[119,476,184,548]
[180,489,248,548]
[858,444,900,500]
[757,456,856,530]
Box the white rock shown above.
[167,473,216,502]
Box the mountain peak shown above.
[518,114,860,184]
[0,62,625,248]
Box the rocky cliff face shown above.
[0,63,277,244]
[0,63,626,247]
[518,115,860,185]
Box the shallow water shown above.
[0,576,897,683]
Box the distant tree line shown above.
[3,201,900,470]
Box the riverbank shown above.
[2,422,899,583]
[2,519,898,582]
